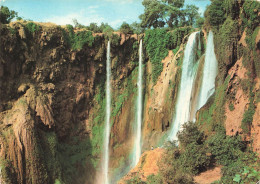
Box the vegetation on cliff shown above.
[0,0,259,183]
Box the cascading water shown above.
[197,31,218,109]
[168,32,200,141]
[133,39,143,166]
[102,41,111,184]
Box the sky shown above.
[0,0,211,28]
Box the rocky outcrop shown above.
[0,21,140,184]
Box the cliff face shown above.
[0,5,259,183]
[0,21,142,184]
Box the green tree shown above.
[130,21,144,34]
[139,0,199,28]
[88,22,102,33]
[185,5,199,26]
[205,0,226,28]
[0,6,18,24]
[100,22,113,33]
[195,16,204,28]
[119,21,133,34]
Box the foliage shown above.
[195,16,204,28]
[119,21,133,34]
[167,27,195,49]
[130,21,144,34]
[139,0,199,28]
[241,0,260,32]
[207,133,246,166]
[110,33,121,46]
[146,174,163,184]
[228,103,235,111]
[144,29,168,82]
[126,175,145,184]
[0,6,18,24]
[64,24,94,50]
[8,27,16,35]
[233,167,260,184]
[241,91,255,134]
[88,22,102,33]
[180,142,211,175]
[204,0,226,28]
[26,22,40,33]
[177,122,205,148]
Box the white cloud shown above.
[0,0,6,3]
[44,7,105,26]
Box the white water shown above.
[168,32,200,141]
[197,31,218,109]
[133,39,143,166]
[102,41,111,184]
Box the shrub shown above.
[177,122,205,148]
[229,103,235,111]
[241,0,260,32]
[64,25,94,50]
[26,22,40,33]
[146,174,163,184]
[119,22,133,34]
[110,33,121,47]
[180,142,211,174]
[207,133,246,166]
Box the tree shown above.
[195,16,205,28]
[185,5,199,26]
[139,0,199,29]
[0,6,18,24]
[205,0,226,28]
[130,21,144,34]
[119,21,133,34]
[100,22,113,33]
[88,23,102,33]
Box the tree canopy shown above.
[139,0,200,28]
[0,6,18,24]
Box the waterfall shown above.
[197,31,218,109]
[133,39,143,166]
[168,32,200,141]
[102,41,111,184]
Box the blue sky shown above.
[0,0,211,28]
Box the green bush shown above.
[229,103,235,111]
[206,0,226,28]
[207,133,245,166]
[64,24,94,50]
[146,174,163,184]
[180,142,211,175]
[26,22,40,33]
[177,122,205,148]
[241,0,260,32]
[110,33,121,46]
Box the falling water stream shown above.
[168,30,218,141]
[103,41,111,184]
[133,39,143,166]
[197,31,218,109]
[168,32,200,141]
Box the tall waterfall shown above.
[102,41,111,184]
[133,39,143,166]
[168,32,200,141]
[197,31,218,109]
